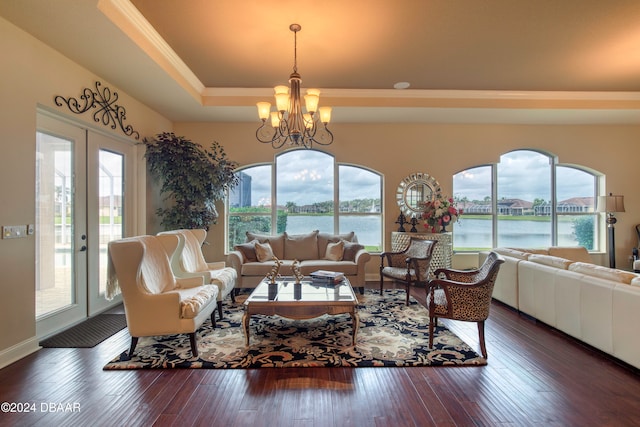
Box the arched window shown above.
[453,149,600,251]
[227,149,383,252]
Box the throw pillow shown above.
[324,240,344,261]
[255,241,275,262]
[284,230,319,260]
[317,231,355,255]
[342,240,364,262]
[246,231,285,259]
[234,239,258,262]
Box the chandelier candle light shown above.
[256,24,333,149]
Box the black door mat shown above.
[40,314,127,348]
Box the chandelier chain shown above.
[293,26,297,74]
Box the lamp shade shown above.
[318,106,332,124]
[596,194,625,213]
[274,92,290,112]
[304,93,319,113]
[256,102,271,120]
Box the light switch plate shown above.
[2,225,28,239]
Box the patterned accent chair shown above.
[380,238,437,305]
[427,251,505,358]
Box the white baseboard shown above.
[366,273,382,282]
[0,337,41,369]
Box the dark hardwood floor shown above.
[2,282,640,427]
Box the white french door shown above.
[36,112,136,337]
[87,131,135,315]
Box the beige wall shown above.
[2,12,639,365]
[0,17,171,364]
[173,122,639,274]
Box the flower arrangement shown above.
[421,193,462,232]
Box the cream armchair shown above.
[158,229,237,319]
[107,235,219,359]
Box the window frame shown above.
[453,149,603,252]
[226,149,383,252]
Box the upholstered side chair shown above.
[379,238,437,305]
[158,229,237,320]
[427,251,505,358]
[108,235,219,359]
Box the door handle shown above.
[79,245,87,252]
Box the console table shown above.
[391,231,452,278]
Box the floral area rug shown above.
[103,289,486,369]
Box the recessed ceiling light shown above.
[393,82,410,89]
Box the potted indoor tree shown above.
[143,132,239,230]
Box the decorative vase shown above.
[440,221,450,233]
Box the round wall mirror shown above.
[396,172,441,217]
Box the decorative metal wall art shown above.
[54,81,140,140]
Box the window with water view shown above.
[453,150,599,251]
[227,150,382,252]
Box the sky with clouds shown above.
[454,150,595,202]
[237,149,596,207]
[238,150,381,206]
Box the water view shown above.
[453,218,583,249]
[285,215,382,250]
[284,216,586,252]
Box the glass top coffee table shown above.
[242,277,360,346]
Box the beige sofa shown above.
[480,246,640,369]
[227,230,371,293]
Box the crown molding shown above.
[98,0,204,101]
[100,1,640,113]
[200,87,640,110]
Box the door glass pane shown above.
[98,150,124,295]
[36,133,74,317]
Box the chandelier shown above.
[256,24,333,149]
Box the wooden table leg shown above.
[242,311,250,346]
[350,311,359,346]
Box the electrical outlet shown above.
[2,225,28,239]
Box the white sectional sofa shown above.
[480,246,640,369]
